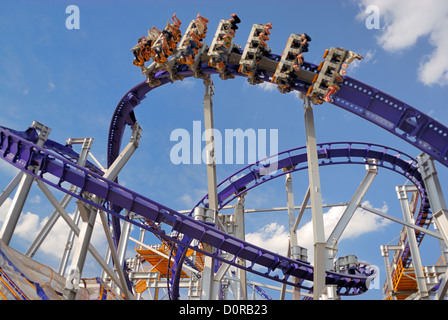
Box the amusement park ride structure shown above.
[0,13,447,301]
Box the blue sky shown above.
[0,0,447,300]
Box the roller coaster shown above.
[0,13,447,301]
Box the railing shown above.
[436,255,446,267]
[391,258,405,291]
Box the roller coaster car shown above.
[178,15,209,66]
[239,23,273,84]
[152,15,182,64]
[131,27,162,68]
[207,14,241,79]
[307,47,363,104]
[271,33,311,93]
[131,36,153,67]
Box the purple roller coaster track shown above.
[104,47,447,299]
[1,24,447,301]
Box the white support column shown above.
[281,185,310,300]
[284,172,301,300]
[434,223,448,267]
[117,211,134,267]
[234,195,247,300]
[434,266,448,300]
[109,210,133,293]
[292,186,310,236]
[26,137,93,260]
[97,208,132,298]
[380,244,402,300]
[203,77,218,216]
[302,95,326,300]
[417,153,448,299]
[285,172,298,248]
[417,153,448,246]
[35,180,124,290]
[0,121,51,245]
[58,206,81,275]
[360,204,443,240]
[396,185,430,300]
[63,123,142,300]
[0,172,23,207]
[326,159,378,270]
[200,76,218,300]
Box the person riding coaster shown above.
[153,13,182,64]
[179,14,209,65]
[323,84,340,103]
[207,13,241,72]
[180,31,203,64]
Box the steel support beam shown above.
[326,160,378,270]
[26,137,93,260]
[396,185,430,300]
[417,153,448,299]
[200,77,218,300]
[0,121,50,245]
[117,211,133,267]
[302,96,326,300]
[58,138,95,275]
[234,195,247,300]
[0,172,23,208]
[417,153,448,246]
[292,186,311,233]
[97,207,132,298]
[380,244,403,300]
[35,180,123,292]
[360,203,443,240]
[284,172,301,300]
[63,123,142,300]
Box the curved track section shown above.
[0,126,380,298]
[170,142,431,298]
[194,142,427,212]
[108,52,448,170]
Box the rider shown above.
[323,84,340,103]
[229,13,241,31]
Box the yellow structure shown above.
[385,255,446,300]
[134,242,204,297]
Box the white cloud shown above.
[358,0,448,86]
[0,197,13,223]
[246,222,289,256]
[29,195,41,204]
[293,201,391,261]
[179,188,207,209]
[15,211,41,240]
[0,160,19,177]
[349,49,376,72]
[257,81,277,92]
[246,201,391,262]
[0,197,107,260]
[177,78,195,89]
[48,82,55,92]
